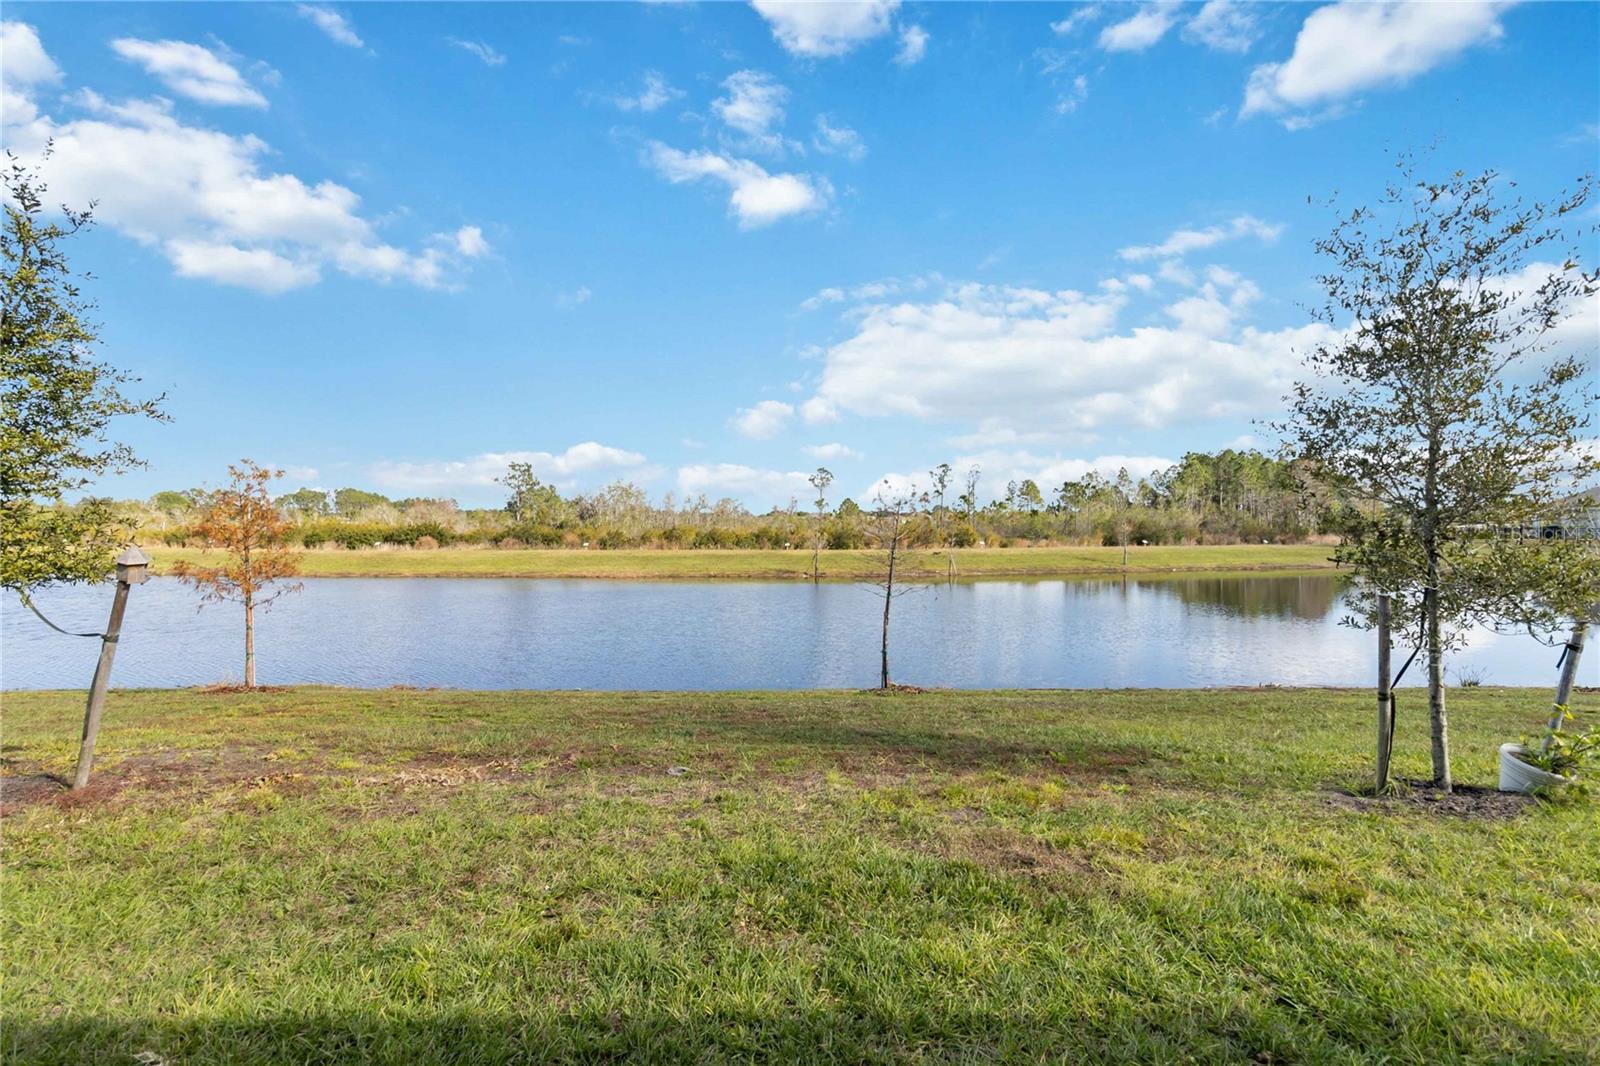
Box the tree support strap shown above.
[1383,618,1427,761]
[16,590,105,639]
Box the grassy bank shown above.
[3,687,1594,1064]
[146,543,1337,580]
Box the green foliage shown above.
[0,157,165,593]
[825,521,866,550]
[1279,161,1598,787]
[1522,706,1599,781]
[497,462,574,526]
[148,490,197,514]
[502,523,566,547]
[1016,478,1044,511]
[332,487,391,516]
[1286,164,1597,636]
[275,487,331,516]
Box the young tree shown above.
[172,462,302,688]
[2,158,166,597]
[1283,163,1597,791]
[865,486,928,689]
[1114,467,1136,566]
[807,467,833,582]
[929,462,955,578]
[958,465,981,526]
[928,463,952,537]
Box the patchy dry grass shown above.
[146,543,1337,581]
[2,687,1596,1064]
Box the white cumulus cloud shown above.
[1051,5,1103,37]
[1,21,61,87]
[750,0,901,58]
[1182,1,1260,53]
[800,277,1339,440]
[1117,215,1283,261]
[803,442,860,461]
[644,142,830,228]
[713,69,793,154]
[895,25,929,65]
[678,463,810,506]
[613,70,683,113]
[1242,1,1517,125]
[812,114,866,161]
[731,399,796,439]
[166,239,318,293]
[296,5,365,49]
[1,26,488,294]
[110,38,267,108]
[370,443,648,493]
[1099,2,1180,52]
[453,225,490,258]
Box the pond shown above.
[0,575,1577,691]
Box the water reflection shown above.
[1,574,1573,691]
[1149,574,1342,620]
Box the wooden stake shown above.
[73,577,133,789]
[1542,618,1590,754]
[1375,593,1393,792]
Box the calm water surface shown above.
[0,575,1580,690]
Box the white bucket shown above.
[1498,743,1572,794]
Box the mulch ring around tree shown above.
[196,684,292,695]
[0,773,71,817]
[1327,779,1534,819]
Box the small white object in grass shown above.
[667,766,689,776]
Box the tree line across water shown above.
[113,447,1333,551]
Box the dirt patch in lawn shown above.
[195,684,292,695]
[0,773,70,816]
[1327,780,1533,819]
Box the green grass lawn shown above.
[147,543,1337,580]
[3,687,1595,1064]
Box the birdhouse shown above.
[115,545,151,586]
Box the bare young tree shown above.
[960,465,981,526]
[865,486,928,689]
[807,467,833,582]
[172,461,302,688]
[929,462,954,580]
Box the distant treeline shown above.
[118,449,1340,549]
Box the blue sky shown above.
[3,2,1596,509]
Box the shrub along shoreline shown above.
[145,543,1338,580]
[2,687,1593,1064]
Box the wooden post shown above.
[880,534,895,690]
[1541,618,1590,754]
[73,579,133,788]
[1375,593,1393,792]
[73,547,148,789]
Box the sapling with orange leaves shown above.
[172,461,301,688]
